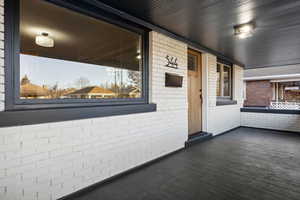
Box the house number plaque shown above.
[165,55,178,69]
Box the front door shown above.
[188,49,202,135]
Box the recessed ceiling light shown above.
[234,22,255,39]
[35,32,55,47]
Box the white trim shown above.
[201,53,209,132]
[271,78,300,83]
[244,74,300,81]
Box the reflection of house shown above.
[20,75,50,99]
[60,88,77,98]
[244,65,300,107]
[66,86,116,99]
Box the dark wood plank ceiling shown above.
[97,0,300,69]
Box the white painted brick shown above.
[0,67,4,76]
[0,101,4,111]
[0,59,3,69]
[0,31,188,200]
[202,53,243,135]
[0,76,4,86]
[241,112,300,132]
[0,2,245,198]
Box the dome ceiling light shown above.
[234,22,255,39]
[35,32,55,47]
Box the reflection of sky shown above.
[20,54,134,89]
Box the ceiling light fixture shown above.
[35,32,54,47]
[136,54,142,60]
[234,22,255,39]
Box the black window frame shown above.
[5,0,150,111]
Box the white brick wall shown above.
[0,0,4,112]
[0,31,188,200]
[202,54,244,135]
[241,112,300,132]
[0,1,247,198]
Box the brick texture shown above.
[203,54,244,135]
[0,1,247,199]
[244,80,273,107]
[241,112,300,132]
[0,31,188,200]
[284,90,300,101]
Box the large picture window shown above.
[6,0,149,110]
[216,63,233,100]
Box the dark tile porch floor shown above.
[69,127,300,200]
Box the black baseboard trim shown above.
[240,126,300,135]
[185,132,213,148]
[241,107,300,115]
[58,147,184,200]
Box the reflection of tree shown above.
[74,77,90,89]
[128,71,140,87]
[127,70,141,98]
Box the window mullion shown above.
[220,65,224,97]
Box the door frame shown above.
[187,48,203,135]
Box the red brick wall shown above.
[244,80,273,107]
[284,90,300,101]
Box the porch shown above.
[2,0,300,200]
[63,127,300,200]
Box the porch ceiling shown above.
[97,0,300,69]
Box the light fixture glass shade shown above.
[35,33,54,47]
[136,54,142,60]
[234,22,255,39]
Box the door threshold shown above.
[185,132,212,148]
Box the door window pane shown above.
[188,54,198,71]
[20,0,143,100]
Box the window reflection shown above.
[20,55,142,99]
[20,0,143,100]
[223,66,230,97]
[216,64,221,96]
[216,63,232,98]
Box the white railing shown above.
[270,101,300,110]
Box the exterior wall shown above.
[202,54,244,135]
[0,0,4,112]
[241,112,300,132]
[284,90,300,101]
[244,80,273,107]
[0,1,246,198]
[0,30,188,200]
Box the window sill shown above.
[241,107,300,115]
[216,100,237,106]
[0,103,157,128]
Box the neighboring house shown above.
[244,65,300,107]
[20,75,50,99]
[66,86,116,99]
